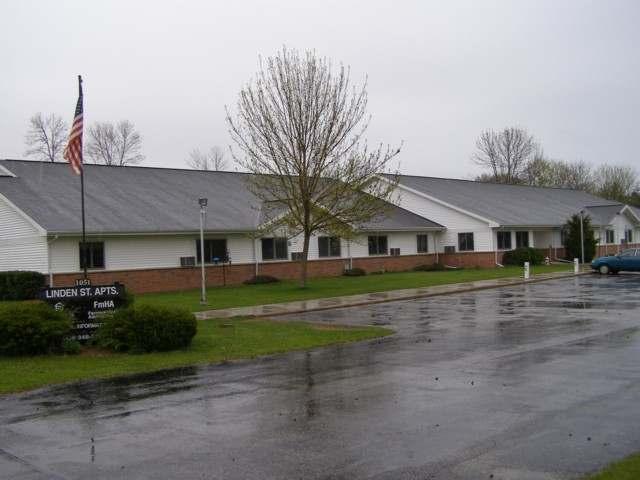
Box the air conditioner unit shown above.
[390,248,401,256]
[444,246,456,254]
[180,256,196,267]
[291,252,304,261]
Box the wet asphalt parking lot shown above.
[1,274,640,480]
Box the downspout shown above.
[347,239,352,270]
[47,235,59,287]
[253,238,259,276]
[435,232,439,264]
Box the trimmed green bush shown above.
[0,302,72,356]
[343,267,366,276]
[97,305,197,353]
[0,271,46,301]
[413,263,446,272]
[502,247,544,266]
[62,338,81,355]
[563,214,598,262]
[243,275,280,285]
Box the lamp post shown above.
[579,210,585,268]
[199,198,208,305]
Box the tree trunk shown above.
[300,232,311,288]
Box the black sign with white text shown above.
[39,280,126,341]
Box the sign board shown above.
[38,280,126,341]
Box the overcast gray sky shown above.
[1,0,639,178]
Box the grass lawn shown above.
[0,318,390,395]
[585,453,640,479]
[138,264,573,312]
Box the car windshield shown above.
[620,249,636,256]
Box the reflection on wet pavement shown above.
[1,274,640,479]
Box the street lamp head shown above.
[198,198,208,207]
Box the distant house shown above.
[1,160,638,293]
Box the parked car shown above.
[591,248,640,274]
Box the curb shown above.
[196,271,592,320]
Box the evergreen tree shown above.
[562,214,598,262]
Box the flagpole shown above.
[80,164,87,279]
[78,75,88,280]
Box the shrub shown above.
[97,305,197,353]
[243,275,280,285]
[413,263,446,272]
[343,267,366,276]
[62,338,81,355]
[0,271,46,301]
[562,214,598,262]
[502,247,544,266]
[0,302,72,356]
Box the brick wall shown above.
[52,254,440,294]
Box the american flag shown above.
[63,76,83,175]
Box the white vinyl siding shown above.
[0,197,48,272]
[50,234,256,273]
[390,188,492,252]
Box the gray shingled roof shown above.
[0,160,441,234]
[385,174,621,227]
[583,205,626,226]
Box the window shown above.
[79,242,104,269]
[368,235,388,255]
[196,239,228,264]
[625,229,633,243]
[262,237,288,260]
[515,231,529,248]
[417,234,429,253]
[458,233,474,252]
[497,231,512,250]
[620,249,636,257]
[605,229,615,244]
[318,236,341,257]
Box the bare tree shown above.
[593,164,638,203]
[187,146,227,170]
[473,127,537,183]
[24,113,68,162]
[86,120,145,166]
[226,47,399,287]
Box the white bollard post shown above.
[524,261,530,280]
[573,258,579,274]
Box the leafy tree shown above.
[562,214,598,262]
[593,165,638,203]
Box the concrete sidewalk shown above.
[196,269,588,319]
